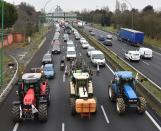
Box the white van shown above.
[90,50,105,66]
[66,47,76,61]
[125,51,140,61]
[139,47,152,59]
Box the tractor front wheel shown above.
[116,98,125,115]
[70,98,76,116]
[38,103,48,122]
[137,97,146,114]
[108,86,115,102]
[12,104,22,122]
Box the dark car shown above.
[42,52,52,64]
[102,40,112,46]
[98,35,106,41]
[89,29,93,32]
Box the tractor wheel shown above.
[108,86,115,102]
[38,103,48,122]
[137,97,146,114]
[116,98,125,115]
[12,104,22,122]
[70,98,76,116]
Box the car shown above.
[66,48,76,61]
[42,52,52,64]
[67,40,74,45]
[52,44,60,54]
[102,39,112,46]
[89,29,93,32]
[82,42,90,49]
[138,47,152,59]
[106,34,113,40]
[43,64,55,79]
[90,31,95,36]
[87,46,95,57]
[75,33,81,40]
[97,35,106,41]
[90,50,105,66]
[80,38,87,44]
[125,51,140,62]
[63,34,69,42]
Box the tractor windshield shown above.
[76,79,88,87]
[120,78,134,88]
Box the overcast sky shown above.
[4,0,161,12]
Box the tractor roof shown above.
[22,73,42,80]
[73,72,89,80]
[115,71,133,79]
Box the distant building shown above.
[46,6,77,23]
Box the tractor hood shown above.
[23,88,35,105]
[124,84,137,99]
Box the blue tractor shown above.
[108,71,146,115]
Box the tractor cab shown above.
[72,71,89,98]
[114,71,136,97]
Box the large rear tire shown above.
[108,85,115,102]
[12,104,22,122]
[116,98,125,115]
[137,97,146,114]
[70,98,76,116]
[38,103,48,122]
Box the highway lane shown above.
[84,25,161,87]
[0,26,160,131]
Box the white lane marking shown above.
[63,74,66,82]
[13,123,19,131]
[145,111,161,131]
[62,123,65,131]
[142,61,150,66]
[105,62,161,130]
[101,105,110,124]
[105,63,114,74]
[79,53,82,56]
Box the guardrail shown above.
[77,28,161,117]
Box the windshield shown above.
[88,48,95,52]
[68,44,74,47]
[44,55,51,59]
[93,54,104,59]
[68,51,76,55]
[44,66,53,71]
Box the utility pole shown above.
[0,0,4,87]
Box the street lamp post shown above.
[0,0,4,87]
[122,0,134,29]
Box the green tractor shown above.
[69,70,97,118]
[108,71,146,115]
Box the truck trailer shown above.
[118,28,144,45]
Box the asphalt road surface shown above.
[0,26,160,131]
[84,25,161,88]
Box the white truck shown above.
[66,47,76,61]
[139,47,152,59]
[90,50,105,66]
[125,51,140,62]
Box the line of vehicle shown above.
[105,61,161,130]
[12,123,19,131]
[101,105,110,124]
[62,123,65,131]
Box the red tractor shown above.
[12,73,50,122]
